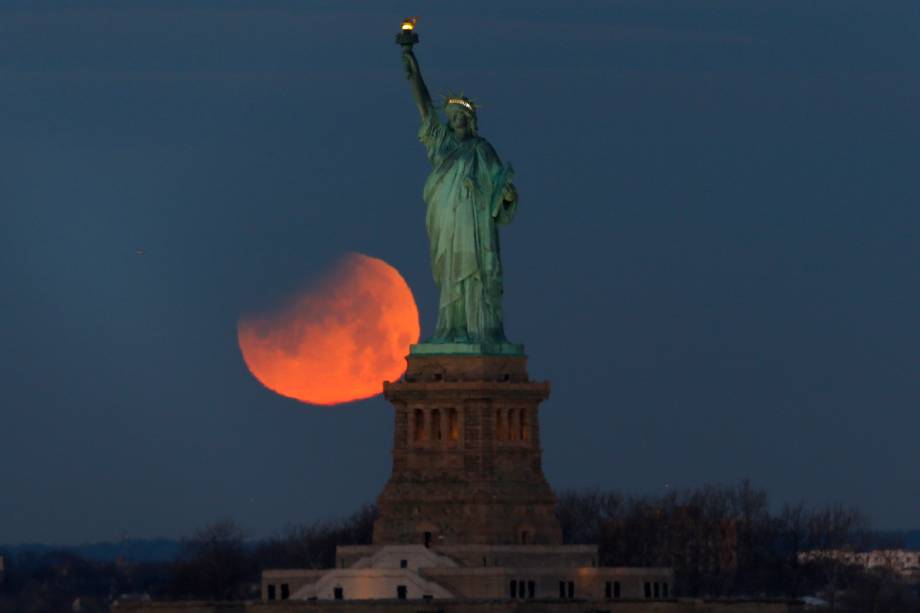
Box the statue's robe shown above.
[418,111,516,343]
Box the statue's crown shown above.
[445,96,476,114]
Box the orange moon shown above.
[237,253,420,405]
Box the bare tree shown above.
[556,489,622,545]
[254,504,377,570]
[169,519,252,601]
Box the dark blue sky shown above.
[1,1,918,544]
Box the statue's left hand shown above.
[502,183,518,203]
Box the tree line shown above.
[0,504,377,612]
[556,480,916,610]
[1,484,916,612]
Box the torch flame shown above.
[401,17,417,31]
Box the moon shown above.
[237,253,420,406]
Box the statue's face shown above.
[449,109,474,139]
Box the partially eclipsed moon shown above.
[237,253,420,405]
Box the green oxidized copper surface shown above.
[409,341,524,356]
[401,40,520,355]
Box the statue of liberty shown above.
[401,45,522,353]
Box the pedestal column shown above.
[373,354,562,546]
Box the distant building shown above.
[799,549,920,580]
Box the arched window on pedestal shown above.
[448,408,459,441]
[414,409,425,442]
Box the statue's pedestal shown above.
[261,356,677,603]
[373,353,562,546]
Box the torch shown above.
[395,17,419,51]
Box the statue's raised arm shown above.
[402,51,434,122]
